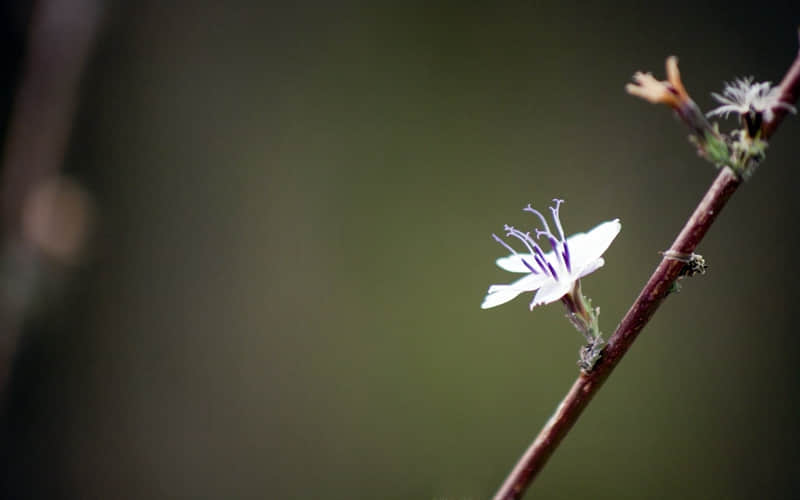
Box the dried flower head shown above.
[707,77,796,124]
[626,56,689,109]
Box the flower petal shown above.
[508,272,551,291]
[707,104,742,118]
[481,285,525,309]
[496,248,563,273]
[481,272,551,309]
[488,273,551,295]
[495,253,542,273]
[529,279,571,310]
[567,219,620,273]
[577,257,605,279]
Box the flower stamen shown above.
[549,199,566,241]
[523,204,552,236]
[504,225,553,277]
[492,233,539,274]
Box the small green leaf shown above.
[703,131,731,167]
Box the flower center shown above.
[494,199,574,280]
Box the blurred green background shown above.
[3,2,800,499]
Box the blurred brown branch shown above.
[494,33,800,500]
[0,0,100,397]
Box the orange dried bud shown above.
[626,56,689,109]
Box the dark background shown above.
[1,2,800,499]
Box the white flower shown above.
[707,77,796,123]
[481,200,621,310]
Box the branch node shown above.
[661,250,708,278]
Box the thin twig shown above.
[493,35,800,500]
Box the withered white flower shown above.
[481,200,620,310]
[707,77,796,123]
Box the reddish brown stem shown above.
[763,29,800,137]
[493,36,800,500]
